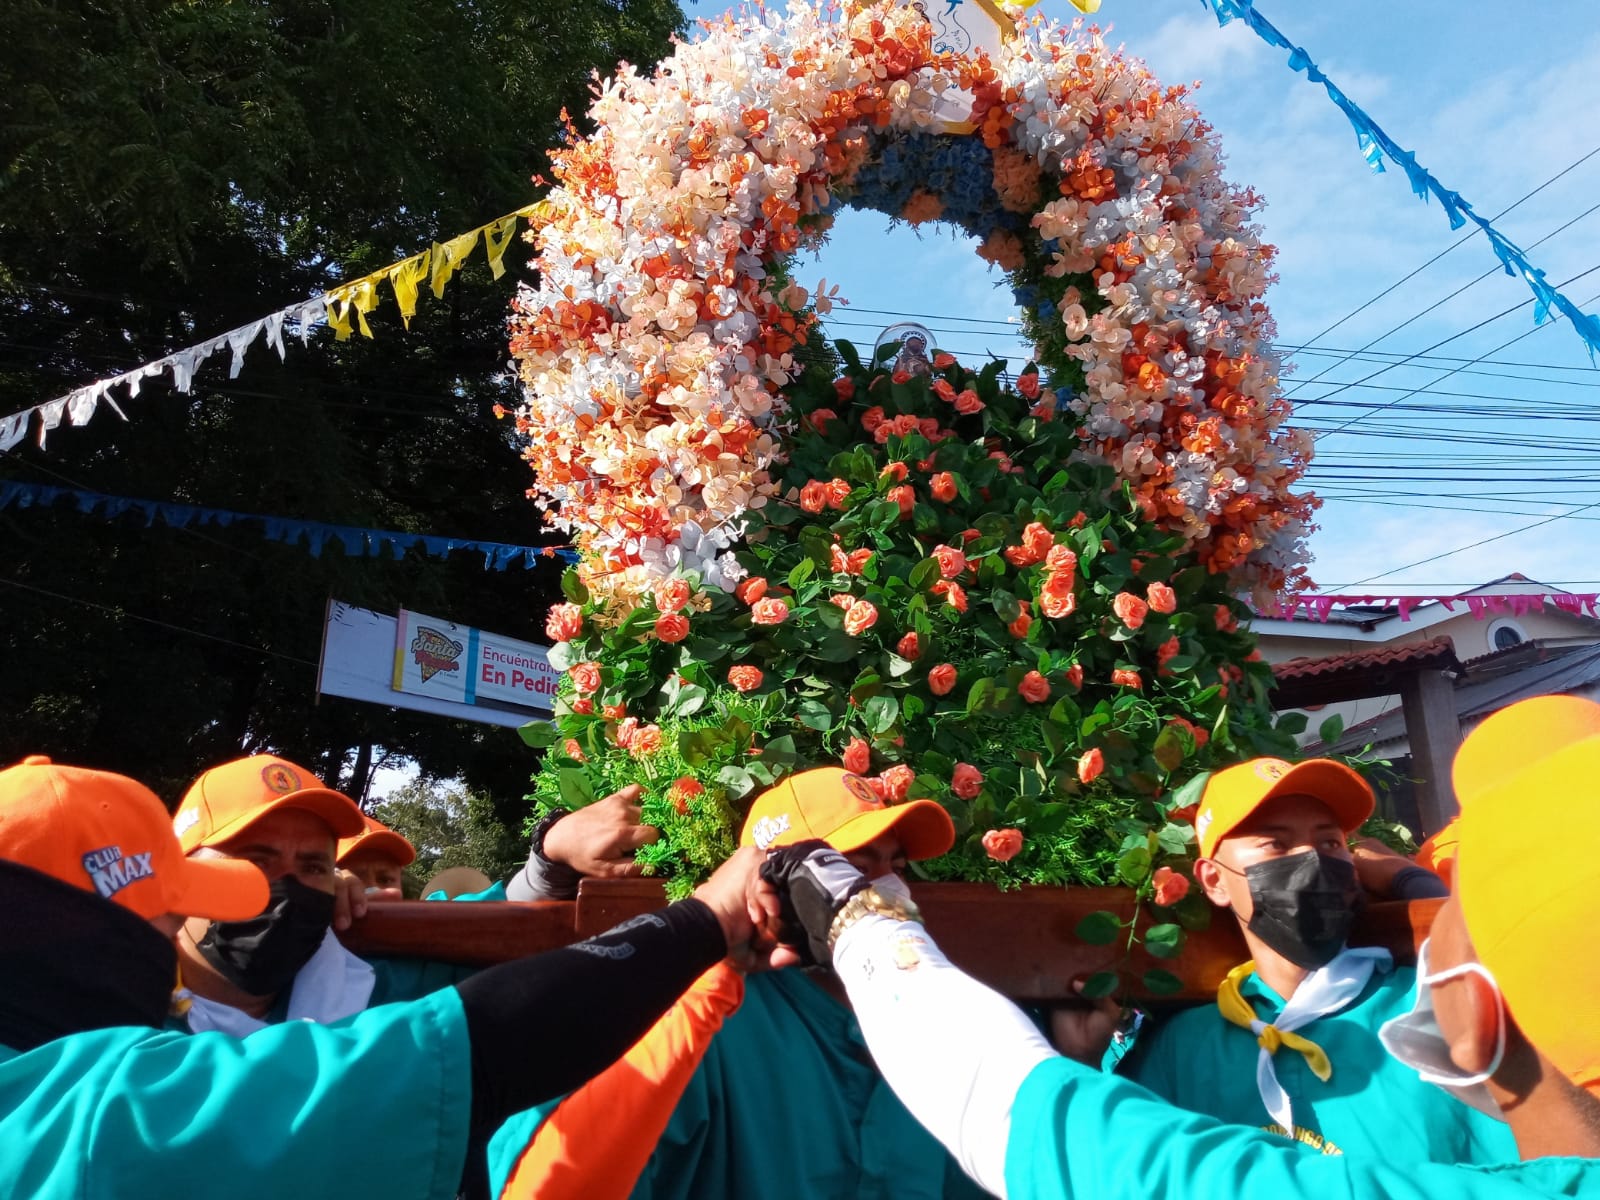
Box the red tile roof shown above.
[1270,637,1459,708]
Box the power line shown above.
[0,575,318,666]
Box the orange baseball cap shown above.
[740,767,954,860]
[0,756,268,921]
[337,814,417,868]
[1451,695,1600,1091]
[1193,757,1374,859]
[174,755,366,853]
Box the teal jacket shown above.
[496,969,989,1199]
[1122,964,1518,1163]
[1008,1056,1600,1200]
[0,988,471,1200]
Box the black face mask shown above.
[1241,850,1361,970]
[196,874,335,997]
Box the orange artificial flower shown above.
[569,662,602,695]
[1112,592,1149,630]
[842,737,872,775]
[933,544,968,578]
[546,602,584,642]
[927,663,958,695]
[887,485,915,517]
[843,600,879,636]
[1019,671,1051,703]
[727,664,764,692]
[653,577,693,614]
[896,631,921,659]
[1111,668,1143,689]
[736,576,768,605]
[750,597,790,625]
[951,763,984,799]
[1077,748,1105,785]
[1152,866,1190,907]
[1065,663,1084,690]
[799,480,829,514]
[930,472,958,502]
[982,828,1024,863]
[1147,581,1177,615]
[1008,602,1033,639]
[654,613,690,644]
[879,764,915,802]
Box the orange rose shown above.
[808,407,838,434]
[653,577,692,614]
[1003,544,1041,568]
[830,593,856,610]
[933,544,968,578]
[668,775,704,815]
[1008,602,1033,639]
[1022,522,1053,559]
[953,389,984,415]
[1038,585,1076,620]
[1147,581,1177,615]
[631,724,663,756]
[569,661,602,695]
[1157,636,1181,669]
[843,600,880,636]
[1152,866,1190,907]
[881,461,908,483]
[932,378,957,402]
[982,828,1024,863]
[834,377,856,402]
[932,581,968,613]
[933,351,957,369]
[570,697,595,715]
[927,663,958,695]
[930,472,958,503]
[842,737,871,775]
[1111,668,1143,689]
[727,664,764,692]
[562,738,586,763]
[750,597,790,625]
[860,406,886,433]
[614,716,640,749]
[1077,747,1105,785]
[654,612,690,643]
[736,576,768,605]
[545,602,584,642]
[951,762,984,800]
[846,548,874,574]
[826,478,852,509]
[896,631,921,660]
[602,702,627,720]
[887,485,915,518]
[799,480,829,513]
[1065,663,1084,690]
[1018,670,1051,703]
[1016,371,1040,400]
[1215,603,1238,633]
[1112,592,1148,630]
[1045,544,1077,574]
[879,764,915,802]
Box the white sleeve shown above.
[832,912,1057,1199]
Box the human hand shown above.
[331,868,369,931]
[1048,980,1123,1065]
[693,846,799,972]
[757,841,870,966]
[1351,836,1418,897]
[362,886,406,903]
[544,784,660,878]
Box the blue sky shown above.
[782,0,1600,596]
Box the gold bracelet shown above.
[827,884,924,955]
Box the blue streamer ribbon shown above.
[1199,0,1600,358]
[0,480,578,570]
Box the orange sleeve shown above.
[498,960,745,1200]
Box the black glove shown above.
[758,840,870,966]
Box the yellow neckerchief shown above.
[1216,960,1332,1083]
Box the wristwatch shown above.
[827,883,924,955]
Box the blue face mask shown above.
[1378,938,1507,1121]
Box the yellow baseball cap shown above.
[739,767,954,860]
[1414,817,1460,887]
[174,755,366,853]
[1451,695,1600,1091]
[1193,757,1374,860]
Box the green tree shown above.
[0,0,684,813]
[373,777,527,897]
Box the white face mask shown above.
[1378,938,1508,1121]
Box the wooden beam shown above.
[1399,668,1461,837]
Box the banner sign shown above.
[392,608,558,712]
[316,601,552,728]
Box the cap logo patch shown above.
[173,809,200,837]
[1254,759,1290,782]
[261,763,301,794]
[750,813,791,849]
[841,774,880,806]
[82,845,154,900]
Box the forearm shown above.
[833,914,1055,1199]
[457,899,725,1135]
[499,961,745,1200]
[505,815,581,902]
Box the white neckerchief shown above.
[181,928,376,1036]
[1244,945,1392,1132]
